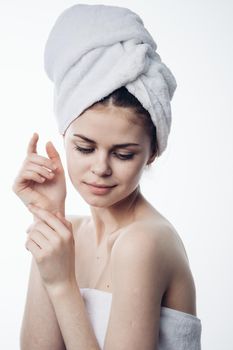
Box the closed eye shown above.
[74,146,135,160]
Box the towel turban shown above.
[44,4,177,156]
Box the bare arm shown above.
[13,133,69,349]
[46,281,100,350]
[23,209,100,350]
[103,224,171,350]
[20,214,86,350]
[20,256,66,350]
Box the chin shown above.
[81,193,120,208]
[76,187,114,208]
[82,189,137,209]
[74,181,139,208]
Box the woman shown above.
[12,4,202,350]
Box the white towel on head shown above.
[44,3,177,156]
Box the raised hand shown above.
[25,204,76,294]
[12,132,67,215]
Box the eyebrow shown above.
[72,133,140,148]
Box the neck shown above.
[89,185,144,246]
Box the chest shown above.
[73,227,120,293]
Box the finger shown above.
[25,239,41,256]
[46,142,62,170]
[46,141,61,161]
[27,220,44,233]
[26,163,55,180]
[27,229,50,249]
[28,154,57,171]
[27,132,39,155]
[26,222,36,234]
[31,221,59,245]
[45,142,64,175]
[23,169,46,183]
[28,205,70,239]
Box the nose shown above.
[91,153,112,176]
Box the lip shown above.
[84,182,116,195]
[86,182,116,188]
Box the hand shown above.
[25,204,76,293]
[12,132,66,215]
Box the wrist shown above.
[45,279,78,299]
[30,206,65,225]
[50,202,65,216]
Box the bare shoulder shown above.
[111,216,197,315]
[111,218,176,291]
[112,216,189,267]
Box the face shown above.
[63,104,153,208]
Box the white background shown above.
[0,0,232,348]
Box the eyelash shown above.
[74,146,135,160]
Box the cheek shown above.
[65,149,146,182]
[66,152,85,181]
[118,159,145,182]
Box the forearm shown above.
[47,282,100,350]
[20,258,66,350]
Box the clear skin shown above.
[15,105,198,350]
[12,133,66,216]
[12,104,156,292]
[63,104,156,246]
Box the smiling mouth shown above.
[84,182,117,195]
[85,182,116,188]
